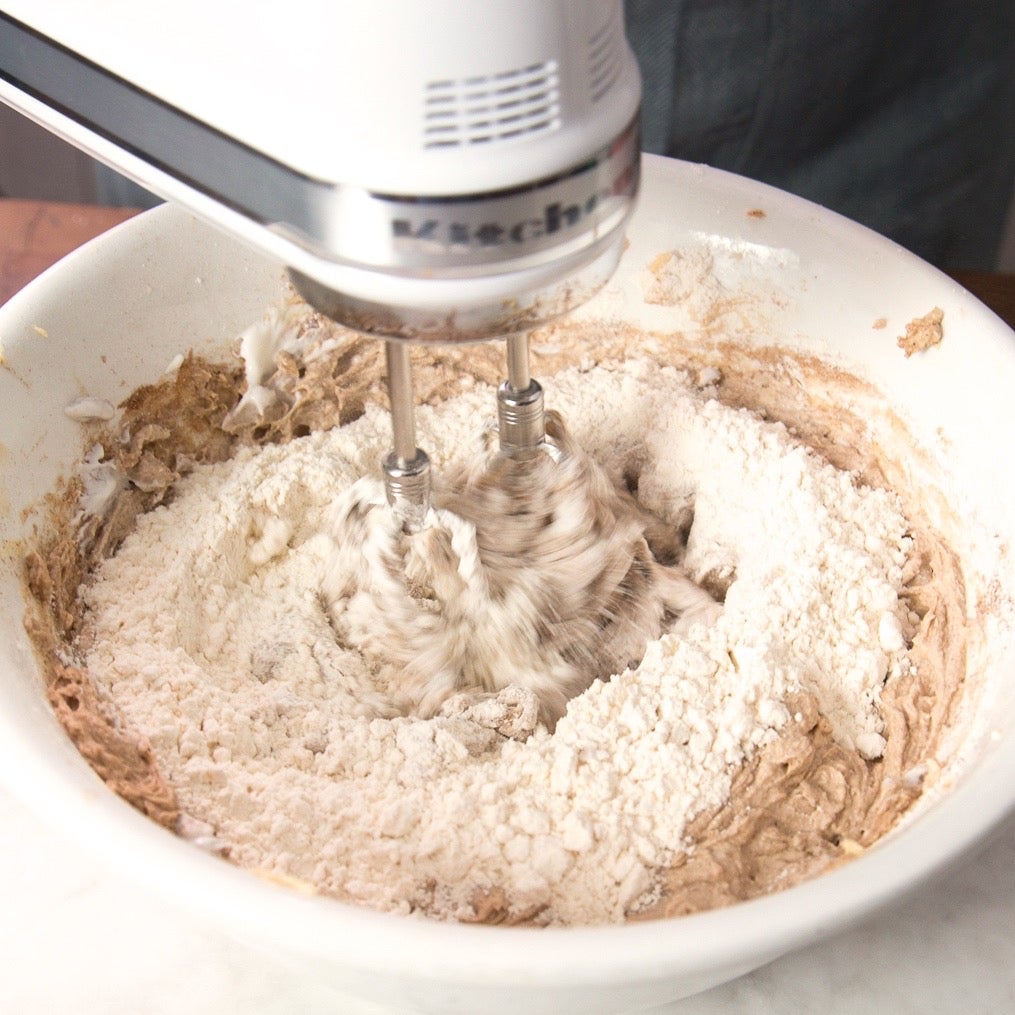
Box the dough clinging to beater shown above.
[322,409,720,727]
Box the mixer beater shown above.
[382,332,550,531]
[381,341,432,534]
[498,334,549,462]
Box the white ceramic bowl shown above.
[1,155,1014,1013]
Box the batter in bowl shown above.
[24,291,968,926]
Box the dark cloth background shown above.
[625,1,1015,269]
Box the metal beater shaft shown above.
[498,333,545,458]
[506,331,531,392]
[383,341,431,531]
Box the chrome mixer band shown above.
[358,118,640,276]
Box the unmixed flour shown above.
[80,360,912,925]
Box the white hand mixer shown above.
[0,1,641,528]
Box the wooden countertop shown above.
[1,198,1013,330]
[0,199,139,306]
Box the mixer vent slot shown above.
[587,6,623,103]
[423,60,560,148]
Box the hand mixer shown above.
[0,1,641,530]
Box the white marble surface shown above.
[1,782,1013,1014]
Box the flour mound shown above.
[80,360,913,925]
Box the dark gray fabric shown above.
[626,0,1015,269]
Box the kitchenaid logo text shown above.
[390,163,636,250]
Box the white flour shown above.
[81,359,912,925]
